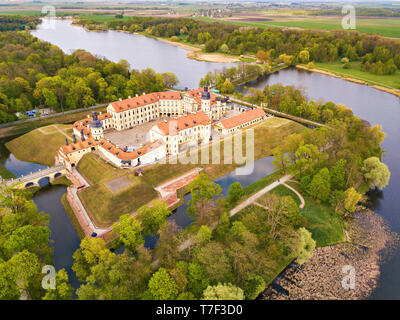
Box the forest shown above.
[77,15,400,76]
[0,15,40,31]
[0,30,178,123]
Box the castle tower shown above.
[200,86,211,116]
[89,111,104,141]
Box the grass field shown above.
[77,153,126,185]
[5,124,72,166]
[312,61,400,89]
[286,182,344,247]
[76,118,305,227]
[197,16,400,39]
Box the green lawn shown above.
[78,175,158,228]
[77,153,125,185]
[5,124,72,166]
[313,61,400,90]
[286,182,344,247]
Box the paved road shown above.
[230,174,293,216]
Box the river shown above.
[31,19,235,89]
[4,19,399,298]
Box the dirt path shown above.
[230,174,292,216]
[282,182,305,209]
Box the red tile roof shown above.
[155,111,211,136]
[218,108,266,129]
[97,138,165,160]
[109,92,182,113]
[59,137,96,155]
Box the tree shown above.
[195,225,212,247]
[155,221,181,269]
[256,50,270,64]
[295,228,316,265]
[205,39,217,52]
[344,187,362,213]
[272,149,290,173]
[148,268,178,300]
[187,262,210,298]
[195,242,233,284]
[202,283,244,300]
[187,174,222,226]
[42,269,73,300]
[298,50,310,63]
[161,72,179,88]
[244,274,265,300]
[220,43,229,53]
[362,157,391,190]
[330,159,347,190]
[225,182,244,206]
[306,61,315,69]
[112,214,143,253]
[307,168,331,202]
[221,79,234,94]
[137,200,170,236]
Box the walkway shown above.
[38,124,73,141]
[282,182,305,209]
[230,174,292,216]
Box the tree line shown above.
[0,15,40,32]
[0,31,178,123]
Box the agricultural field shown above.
[197,16,400,39]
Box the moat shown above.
[1,19,397,297]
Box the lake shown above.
[31,19,235,89]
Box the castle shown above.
[57,87,267,170]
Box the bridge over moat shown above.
[5,165,67,189]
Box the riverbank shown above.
[153,36,241,63]
[261,207,399,300]
[296,65,400,99]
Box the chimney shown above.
[99,112,102,115]
[142,92,146,96]
[135,94,139,97]
[87,115,90,118]
[128,96,131,99]
[164,119,168,122]
[119,98,122,101]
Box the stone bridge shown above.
[6,165,67,189]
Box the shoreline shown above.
[261,208,399,300]
[296,65,400,99]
